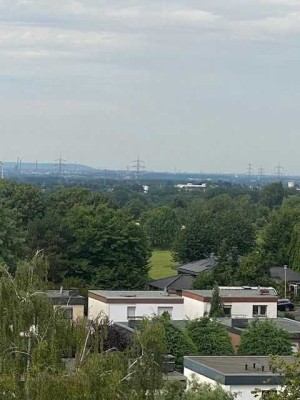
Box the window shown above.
[127,306,136,319]
[63,307,73,320]
[157,307,173,317]
[223,305,232,317]
[253,305,267,317]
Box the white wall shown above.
[88,297,109,320]
[88,298,184,322]
[184,368,281,400]
[183,296,209,319]
[183,296,277,319]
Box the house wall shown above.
[88,298,184,322]
[88,297,109,320]
[183,296,209,319]
[184,368,281,400]
[183,296,277,319]
[53,304,84,321]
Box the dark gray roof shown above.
[270,267,300,282]
[44,290,85,306]
[148,274,195,291]
[177,257,216,276]
[184,356,294,385]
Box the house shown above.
[88,290,184,322]
[182,287,278,320]
[148,256,217,293]
[270,267,300,297]
[177,256,216,277]
[184,355,294,400]
[270,267,300,284]
[217,317,300,353]
[148,274,195,293]
[44,289,85,321]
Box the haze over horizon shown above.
[1,1,300,174]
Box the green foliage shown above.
[173,195,255,264]
[238,320,292,356]
[141,206,181,248]
[209,284,225,317]
[260,182,285,209]
[186,317,234,355]
[236,251,271,286]
[262,207,300,266]
[160,319,198,371]
[158,380,236,400]
[289,222,300,271]
[193,271,215,289]
[173,207,214,263]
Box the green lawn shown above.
[149,250,177,280]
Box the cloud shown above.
[230,11,300,39]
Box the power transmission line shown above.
[132,156,145,181]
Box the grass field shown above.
[149,249,177,280]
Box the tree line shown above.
[1,178,300,290]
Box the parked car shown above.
[277,299,295,312]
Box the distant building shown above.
[88,290,184,322]
[270,267,300,284]
[175,182,207,190]
[44,289,85,321]
[182,287,278,320]
[184,356,294,400]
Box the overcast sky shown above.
[1,0,300,173]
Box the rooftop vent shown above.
[260,289,270,295]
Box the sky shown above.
[0,0,300,174]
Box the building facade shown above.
[88,290,184,322]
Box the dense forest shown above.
[0,178,299,291]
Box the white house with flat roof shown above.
[184,356,293,400]
[88,290,184,322]
[182,287,278,320]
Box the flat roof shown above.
[183,287,278,301]
[89,290,183,304]
[44,290,85,306]
[184,356,294,386]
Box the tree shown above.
[193,271,215,290]
[158,380,236,400]
[141,206,181,248]
[0,206,26,271]
[173,208,214,263]
[209,284,225,317]
[236,251,271,286]
[262,207,300,266]
[289,222,300,271]
[260,182,285,210]
[158,317,198,371]
[238,320,292,356]
[65,204,151,289]
[186,317,234,356]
